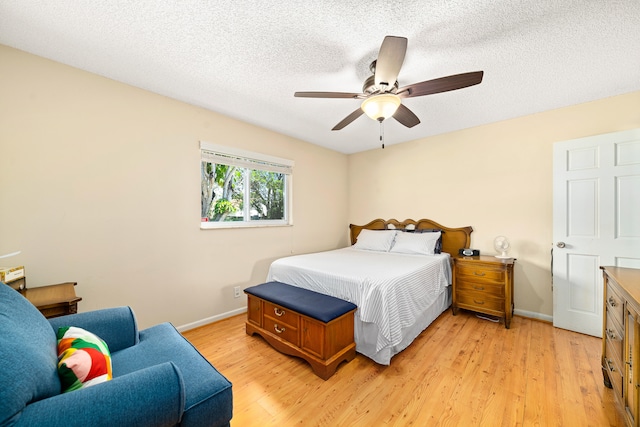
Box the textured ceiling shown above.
[1,1,639,154]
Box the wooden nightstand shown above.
[452,256,515,328]
[23,282,82,319]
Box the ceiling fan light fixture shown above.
[361,93,401,121]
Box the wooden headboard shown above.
[349,218,473,256]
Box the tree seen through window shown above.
[201,162,285,222]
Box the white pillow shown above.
[353,229,397,252]
[389,231,441,255]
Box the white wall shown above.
[3,43,639,326]
[348,91,640,319]
[0,45,349,329]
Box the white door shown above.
[553,128,640,336]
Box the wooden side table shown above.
[452,256,515,328]
[23,282,82,319]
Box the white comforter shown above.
[266,247,452,363]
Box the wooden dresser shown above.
[452,256,515,329]
[602,266,640,427]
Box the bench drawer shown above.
[264,301,299,326]
[263,315,299,346]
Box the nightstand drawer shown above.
[456,265,505,284]
[455,278,504,298]
[455,291,504,313]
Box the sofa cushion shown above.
[112,322,233,427]
[0,284,61,425]
[57,326,113,392]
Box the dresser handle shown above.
[274,307,285,317]
[608,296,617,307]
[607,329,617,340]
[274,324,285,334]
[473,299,485,305]
[473,285,485,291]
[607,359,616,372]
[474,271,486,277]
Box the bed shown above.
[266,218,473,365]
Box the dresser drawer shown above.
[264,301,299,326]
[605,282,624,327]
[455,291,504,313]
[604,340,624,398]
[604,309,624,362]
[456,264,505,284]
[455,278,504,298]
[263,315,299,346]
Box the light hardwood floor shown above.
[183,310,625,426]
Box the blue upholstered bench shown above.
[244,281,357,380]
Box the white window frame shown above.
[200,141,294,229]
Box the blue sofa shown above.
[0,284,232,426]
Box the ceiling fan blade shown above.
[332,108,364,131]
[398,71,484,98]
[374,36,407,88]
[295,91,363,99]
[393,104,421,128]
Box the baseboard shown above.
[177,307,551,332]
[176,307,247,332]
[514,308,552,323]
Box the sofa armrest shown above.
[15,362,185,427]
[48,306,138,352]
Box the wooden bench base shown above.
[245,291,356,380]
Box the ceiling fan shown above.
[294,36,484,131]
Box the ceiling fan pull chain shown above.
[380,120,385,149]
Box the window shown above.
[200,141,293,229]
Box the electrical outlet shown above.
[234,286,241,298]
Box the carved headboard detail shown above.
[349,218,473,256]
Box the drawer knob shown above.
[274,307,285,317]
[474,271,486,277]
[608,296,618,307]
[274,324,285,334]
[606,329,617,340]
[607,358,616,372]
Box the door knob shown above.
[556,242,566,248]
